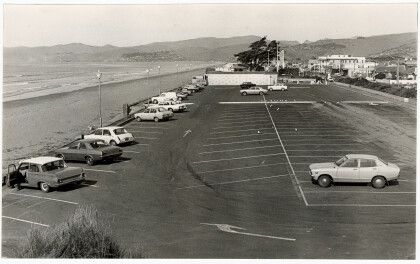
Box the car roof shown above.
[20,156,62,165]
[97,126,123,130]
[346,154,379,159]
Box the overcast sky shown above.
[4,3,418,47]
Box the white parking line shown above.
[210,128,273,134]
[83,168,116,173]
[263,95,308,206]
[281,134,355,137]
[80,183,99,188]
[341,101,389,104]
[203,138,277,147]
[207,133,275,140]
[124,150,142,153]
[285,143,363,146]
[199,145,282,154]
[288,149,365,152]
[289,155,342,158]
[193,153,284,164]
[9,193,78,205]
[305,190,416,194]
[177,174,289,189]
[307,203,415,207]
[197,162,286,174]
[219,101,316,104]
[2,216,50,227]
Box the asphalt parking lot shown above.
[2,83,416,259]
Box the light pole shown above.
[157,65,161,94]
[96,70,102,127]
[176,63,179,86]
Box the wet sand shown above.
[3,68,205,168]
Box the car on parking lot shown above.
[309,154,400,189]
[6,156,85,192]
[84,126,135,146]
[135,107,173,122]
[176,92,188,99]
[54,139,123,166]
[147,101,187,112]
[240,86,268,95]
[240,82,256,89]
[183,84,200,93]
[268,84,288,91]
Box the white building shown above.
[312,55,377,77]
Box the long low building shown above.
[206,71,278,85]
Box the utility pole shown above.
[176,63,179,86]
[96,70,102,127]
[157,65,161,94]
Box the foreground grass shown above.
[13,206,142,258]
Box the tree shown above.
[235,37,279,71]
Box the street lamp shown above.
[96,70,103,127]
[157,65,161,94]
[176,63,179,86]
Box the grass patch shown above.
[12,206,142,258]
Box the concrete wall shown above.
[206,73,278,85]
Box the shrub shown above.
[13,206,136,258]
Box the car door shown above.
[76,142,89,161]
[64,142,79,160]
[358,159,378,182]
[26,163,42,187]
[336,158,359,182]
[102,129,113,144]
[93,129,104,141]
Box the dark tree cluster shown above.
[234,36,279,71]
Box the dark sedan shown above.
[240,82,256,89]
[55,139,123,166]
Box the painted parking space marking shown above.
[84,168,116,173]
[80,183,99,188]
[307,203,415,207]
[304,190,416,194]
[210,127,273,134]
[197,162,286,174]
[9,193,78,205]
[203,138,277,147]
[2,216,50,227]
[285,143,364,146]
[341,101,389,104]
[207,133,276,140]
[198,145,282,154]
[178,174,289,189]
[193,153,284,164]
[124,150,142,154]
[219,101,316,104]
[201,223,295,241]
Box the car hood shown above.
[309,162,336,170]
[52,167,83,179]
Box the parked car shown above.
[84,126,135,146]
[176,92,188,99]
[268,84,288,91]
[183,84,200,92]
[309,154,400,189]
[149,101,187,112]
[240,82,256,89]
[6,156,85,192]
[180,88,192,95]
[55,139,123,166]
[240,86,268,95]
[134,107,173,122]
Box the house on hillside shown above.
[309,55,377,77]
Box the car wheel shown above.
[85,156,94,166]
[109,140,117,146]
[136,116,141,122]
[241,92,247,96]
[371,176,386,189]
[259,92,264,95]
[56,153,64,159]
[39,182,50,193]
[318,175,332,188]
[168,108,173,112]
[154,117,159,122]
[269,88,273,91]
[153,100,158,104]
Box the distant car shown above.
[268,84,288,91]
[55,139,123,166]
[183,84,200,92]
[6,156,85,193]
[135,107,173,122]
[240,86,268,95]
[84,126,135,146]
[153,101,187,112]
[176,92,188,99]
[180,88,192,95]
[240,82,256,89]
[309,154,400,189]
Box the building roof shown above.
[346,154,379,159]
[206,71,277,75]
[20,156,62,165]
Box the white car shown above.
[84,126,135,146]
[268,84,288,91]
[149,101,187,112]
[135,107,173,122]
[240,86,268,95]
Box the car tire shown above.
[318,175,332,188]
[269,88,273,91]
[109,140,117,146]
[39,182,50,193]
[153,100,158,104]
[136,116,141,122]
[371,176,386,189]
[56,153,65,159]
[154,117,159,122]
[85,156,94,166]
[241,92,247,96]
[259,92,264,95]
[168,108,173,112]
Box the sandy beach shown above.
[3,67,208,169]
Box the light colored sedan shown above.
[268,84,288,91]
[240,86,268,95]
[135,107,173,122]
[309,154,400,188]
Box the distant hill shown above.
[4,32,417,64]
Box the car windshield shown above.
[114,128,127,135]
[158,107,166,112]
[41,160,67,172]
[90,141,106,149]
[377,157,388,165]
[335,156,348,166]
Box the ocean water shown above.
[3,61,216,169]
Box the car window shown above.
[90,140,106,149]
[29,164,39,172]
[103,130,111,136]
[18,163,29,172]
[151,109,156,113]
[360,159,376,167]
[94,130,102,135]
[335,156,348,166]
[341,159,358,168]
[78,143,87,149]
[68,142,79,149]
[114,128,127,135]
[41,160,67,172]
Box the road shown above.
[2,83,416,259]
